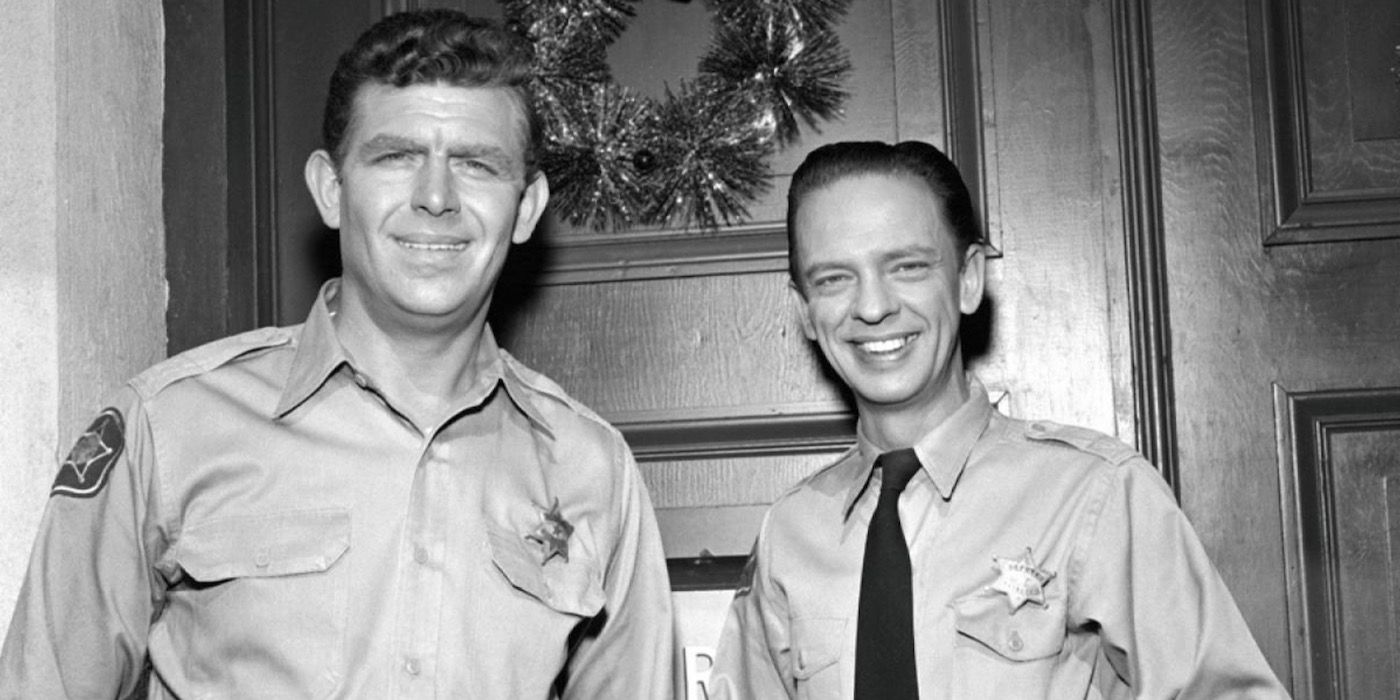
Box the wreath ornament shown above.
[504,0,853,232]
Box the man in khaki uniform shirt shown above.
[709,141,1288,698]
[0,10,672,698]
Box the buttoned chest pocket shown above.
[160,508,351,697]
[790,617,847,700]
[951,590,1066,697]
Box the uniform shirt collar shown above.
[273,279,553,438]
[493,345,556,440]
[275,280,350,418]
[842,377,994,519]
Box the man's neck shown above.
[330,295,492,430]
[857,370,972,451]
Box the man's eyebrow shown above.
[359,134,426,154]
[445,143,513,161]
[879,244,944,264]
[449,143,526,178]
[800,260,848,280]
[355,134,523,175]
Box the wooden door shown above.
[1153,0,1400,696]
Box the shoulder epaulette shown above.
[1023,420,1139,467]
[130,326,294,398]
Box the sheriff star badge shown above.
[526,498,574,565]
[989,547,1056,613]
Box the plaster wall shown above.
[0,0,165,644]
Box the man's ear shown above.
[788,280,817,341]
[511,172,550,245]
[305,149,342,230]
[959,244,986,315]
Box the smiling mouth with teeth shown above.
[858,334,916,354]
[397,239,467,252]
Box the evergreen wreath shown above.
[504,0,852,232]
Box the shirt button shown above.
[1008,631,1025,653]
[413,546,429,565]
[254,550,270,568]
[403,657,421,676]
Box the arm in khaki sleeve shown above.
[1,388,166,699]
[1071,458,1288,698]
[559,445,674,700]
[709,513,796,700]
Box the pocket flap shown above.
[953,590,1065,661]
[790,617,847,680]
[174,508,350,581]
[488,522,605,618]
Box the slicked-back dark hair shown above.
[786,140,983,292]
[322,10,541,177]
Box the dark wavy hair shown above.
[786,140,983,291]
[321,10,541,177]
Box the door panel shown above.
[1275,388,1400,699]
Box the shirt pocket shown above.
[950,589,1066,696]
[159,508,351,697]
[790,616,847,699]
[487,520,606,618]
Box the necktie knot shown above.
[876,448,921,493]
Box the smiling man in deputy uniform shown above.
[709,141,1287,698]
[0,10,671,698]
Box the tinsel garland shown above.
[506,0,851,232]
[538,82,656,231]
[699,16,850,147]
[648,80,774,230]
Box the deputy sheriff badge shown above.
[989,547,1056,613]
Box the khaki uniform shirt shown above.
[1,281,673,699]
[710,382,1287,699]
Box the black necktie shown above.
[855,448,921,699]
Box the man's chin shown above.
[848,379,924,409]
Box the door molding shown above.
[1273,385,1400,699]
[1111,0,1178,492]
[1254,0,1400,245]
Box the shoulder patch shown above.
[51,408,125,499]
[1024,420,1139,466]
[131,326,293,398]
